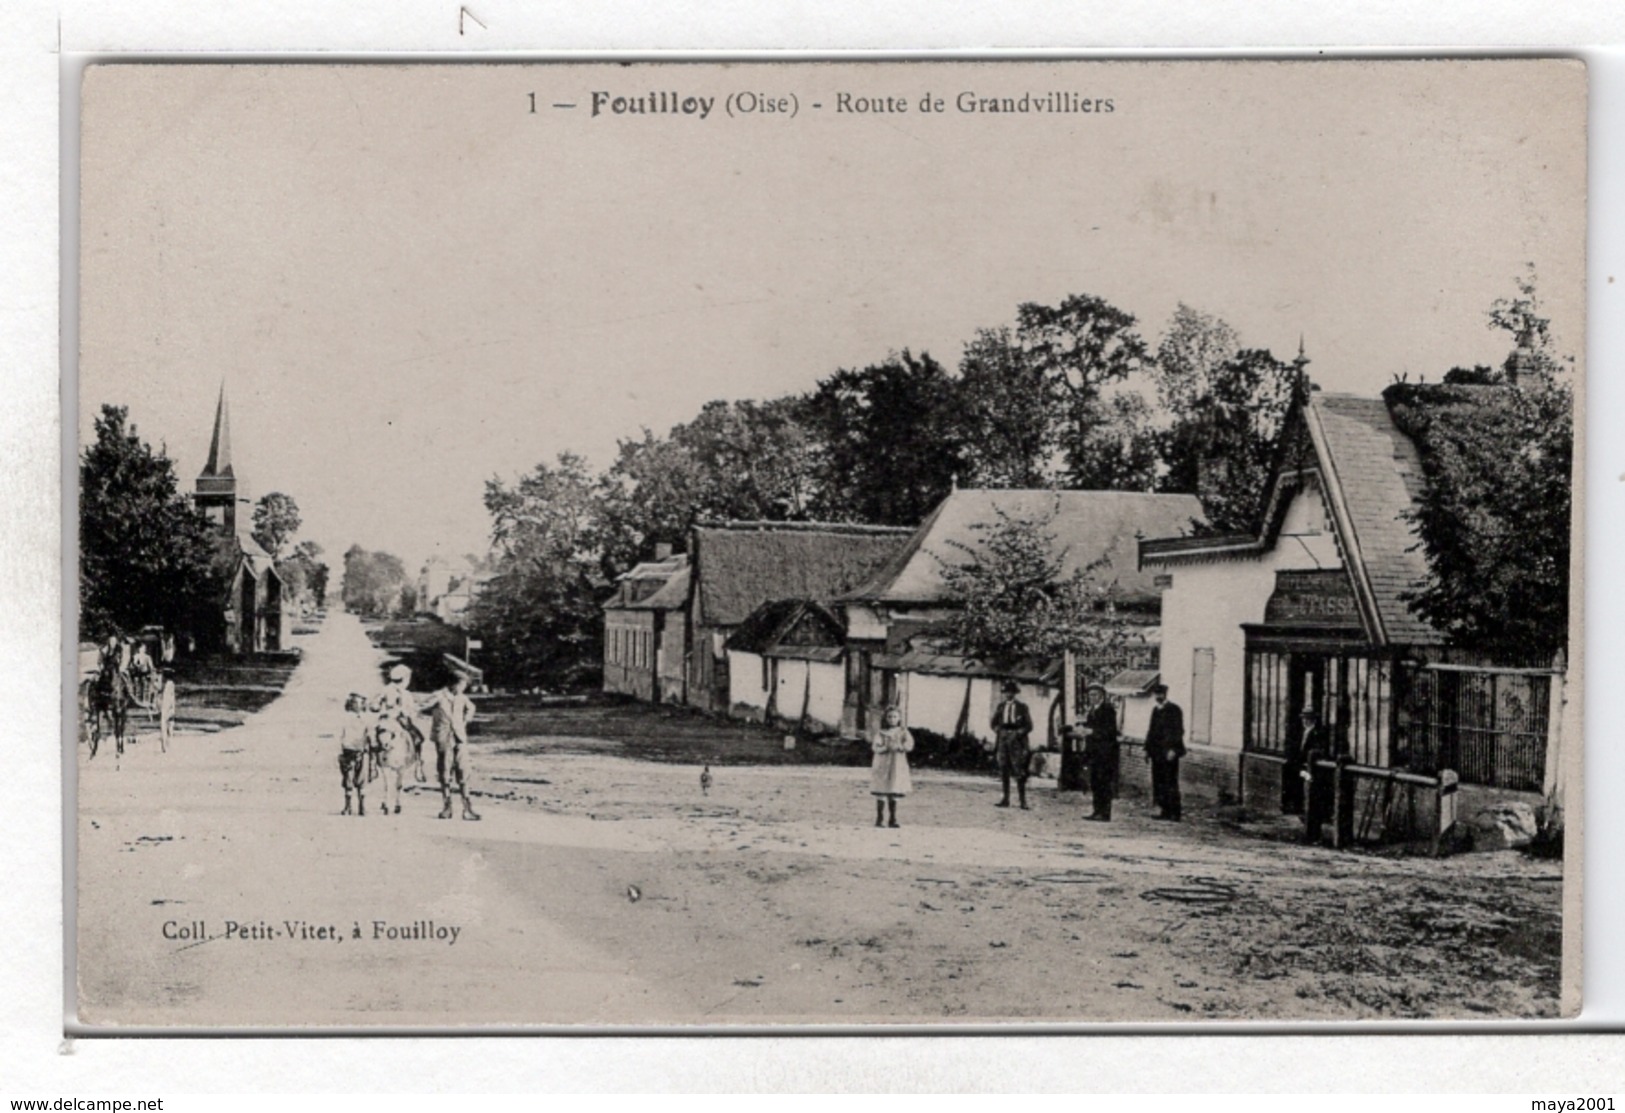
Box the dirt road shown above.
[76,613,1563,1027]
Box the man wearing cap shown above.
[991,679,1034,810]
[1081,682,1121,821]
[1145,683,1186,821]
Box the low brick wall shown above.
[1114,740,1241,806]
[1240,751,1287,815]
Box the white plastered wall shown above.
[1153,480,1344,752]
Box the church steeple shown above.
[201,384,234,478]
[195,383,240,534]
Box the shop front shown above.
[1240,569,1405,815]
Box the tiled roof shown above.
[845,489,1206,605]
[1311,394,1444,646]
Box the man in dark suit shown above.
[991,679,1033,810]
[1145,683,1186,821]
[1081,683,1120,821]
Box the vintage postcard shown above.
[73,59,1585,1028]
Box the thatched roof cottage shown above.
[685,521,912,712]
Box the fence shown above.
[1399,658,1559,793]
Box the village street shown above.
[77,614,1563,1028]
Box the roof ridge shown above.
[694,519,915,535]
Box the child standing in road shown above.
[870,705,914,829]
[338,693,371,816]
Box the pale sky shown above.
[77,60,1586,571]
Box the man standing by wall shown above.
[1145,683,1186,821]
[991,679,1033,810]
[1081,682,1120,821]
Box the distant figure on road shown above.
[1145,683,1186,821]
[156,674,176,753]
[337,693,371,816]
[700,764,713,796]
[991,680,1033,810]
[1081,683,1120,821]
[870,705,914,829]
[423,672,480,821]
[129,641,155,707]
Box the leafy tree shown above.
[296,540,330,609]
[1390,271,1574,655]
[1065,389,1162,494]
[1159,347,1298,534]
[340,545,409,618]
[79,404,223,642]
[954,326,1058,488]
[937,498,1129,664]
[1488,263,1572,384]
[598,397,822,572]
[803,349,965,526]
[277,540,329,613]
[1015,293,1150,488]
[467,453,608,688]
[597,429,708,572]
[251,492,302,558]
[1152,303,1241,416]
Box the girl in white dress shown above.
[870,705,914,829]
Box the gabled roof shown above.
[844,489,1206,606]
[624,564,691,612]
[1140,389,1444,647]
[724,598,844,655]
[215,528,280,584]
[1309,393,1440,646]
[605,553,689,611]
[691,522,912,627]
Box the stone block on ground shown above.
[1467,801,1539,850]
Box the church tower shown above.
[195,384,239,534]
